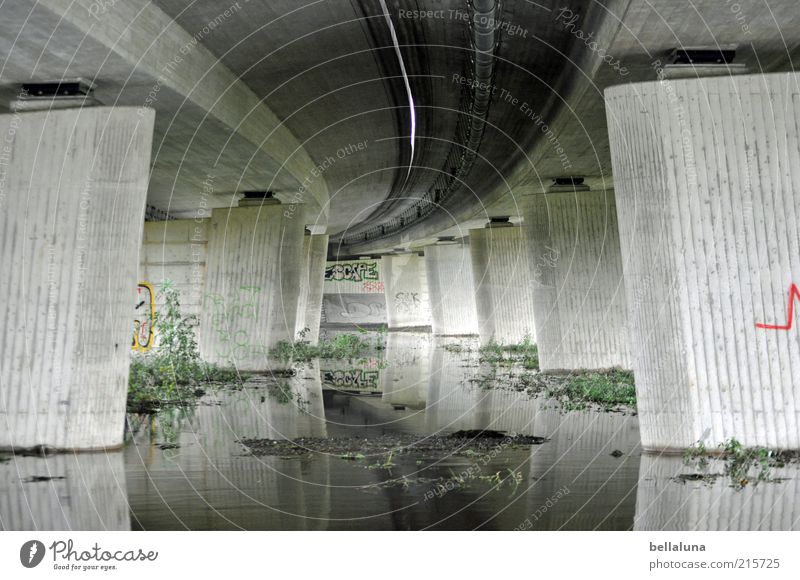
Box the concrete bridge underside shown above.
[2,0,800,452]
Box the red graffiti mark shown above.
[756,283,800,331]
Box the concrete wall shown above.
[607,72,800,450]
[382,254,432,328]
[140,219,208,321]
[295,234,329,344]
[524,190,631,371]
[199,205,304,370]
[424,243,479,335]
[0,107,154,450]
[469,226,536,345]
[321,258,386,325]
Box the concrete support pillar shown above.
[382,254,432,329]
[606,72,800,450]
[524,190,631,371]
[0,107,154,450]
[140,219,209,321]
[469,225,536,344]
[424,242,479,335]
[200,205,304,370]
[295,234,329,344]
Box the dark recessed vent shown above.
[242,190,274,200]
[554,177,584,187]
[22,81,93,98]
[671,48,735,65]
[550,177,590,192]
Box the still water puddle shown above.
[2,331,799,530]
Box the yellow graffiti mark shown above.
[132,281,156,352]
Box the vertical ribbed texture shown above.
[524,190,631,370]
[635,455,800,530]
[200,205,304,371]
[381,254,432,328]
[0,107,154,450]
[469,226,536,344]
[0,452,130,530]
[140,219,208,320]
[294,234,329,344]
[606,73,800,450]
[380,332,431,408]
[424,243,479,335]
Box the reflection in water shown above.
[0,452,129,530]
[1,330,799,530]
[635,454,800,530]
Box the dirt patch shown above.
[241,430,546,458]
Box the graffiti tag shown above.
[322,369,380,391]
[325,261,379,282]
[756,283,800,331]
[132,282,155,352]
[394,292,421,315]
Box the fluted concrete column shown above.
[0,107,154,450]
[295,234,329,344]
[469,225,536,344]
[606,72,800,450]
[200,205,304,370]
[381,254,432,328]
[524,190,631,371]
[424,242,479,335]
[140,219,209,321]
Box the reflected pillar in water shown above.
[381,333,432,410]
[635,454,800,530]
[469,223,536,345]
[200,205,304,371]
[381,254,432,328]
[295,233,329,345]
[524,411,640,530]
[424,242,479,335]
[0,452,130,530]
[523,190,631,371]
[0,107,154,449]
[125,370,330,530]
[607,73,800,450]
[426,337,489,433]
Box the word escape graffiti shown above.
[322,369,380,392]
[755,283,800,331]
[132,282,155,352]
[325,261,379,282]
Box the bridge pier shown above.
[295,233,329,345]
[469,223,536,345]
[523,190,631,371]
[199,205,304,371]
[424,242,480,335]
[607,72,800,451]
[0,107,154,450]
[382,253,431,329]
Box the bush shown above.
[128,281,243,412]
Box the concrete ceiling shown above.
[2,0,799,254]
